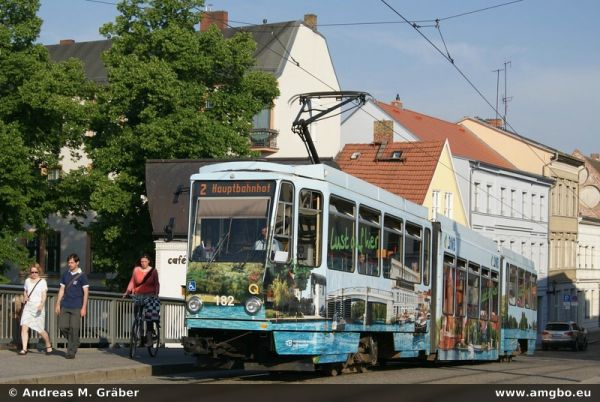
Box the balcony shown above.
[250,128,279,154]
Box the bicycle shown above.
[129,294,160,358]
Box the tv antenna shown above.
[291,91,369,164]
[502,60,512,130]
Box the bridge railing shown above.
[0,285,186,348]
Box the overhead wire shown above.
[379,0,589,212]
[233,19,554,232]
[75,0,585,225]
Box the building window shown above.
[25,230,61,273]
[486,184,493,214]
[531,193,537,220]
[252,108,271,129]
[444,192,454,219]
[500,187,506,216]
[585,291,590,319]
[432,190,440,219]
[510,189,516,217]
[522,191,527,219]
[540,195,546,221]
[473,182,480,212]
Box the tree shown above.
[86,0,279,287]
[0,0,95,279]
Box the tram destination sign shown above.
[195,180,275,197]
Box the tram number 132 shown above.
[215,295,235,306]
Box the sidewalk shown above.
[0,346,196,384]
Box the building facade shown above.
[461,118,584,328]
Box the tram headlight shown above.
[187,296,203,314]
[244,296,262,315]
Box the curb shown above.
[0,362,196,385]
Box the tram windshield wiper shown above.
[205,218,232,266]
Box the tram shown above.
[181,161,537,372]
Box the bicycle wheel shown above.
[147,322,160,357]
[129,318,140,359]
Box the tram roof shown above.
[197,161,429,220]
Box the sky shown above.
[38,0,600,156]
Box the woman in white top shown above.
[19,263,53,355]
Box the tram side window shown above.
[490,271,499,322]
[403,222,422,283]
[508,264,518,306]
[531,274,538,310]
[442,254,455,315]
[518,268,526,307]
[480,268,490,320]
[357,206,380,277]
[274,182,294,261]
[456,260,467,317]
[328,196,355,272]
[298,189,323,267]
[524,271,531,309]
[467,263,480,318]
[383,215,403,279]
[424,228,431,286]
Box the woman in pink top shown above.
[124,254,160,346]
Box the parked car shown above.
[541,321,588,351]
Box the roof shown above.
[225,21,302,77]
[335,141,445,204]
[46,40,112,84]
[46,21,305,82]
[462,117,584,167]
[376,101,516,170]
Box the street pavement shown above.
[2,329,599,384]
[0,346,196,384]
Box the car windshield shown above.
[546,323,570,331]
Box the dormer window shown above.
[350,152,361,160]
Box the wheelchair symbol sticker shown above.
[187,281,196,292]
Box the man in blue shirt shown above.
[54,253,89,359]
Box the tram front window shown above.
[190,197,271,263]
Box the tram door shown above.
[440,254,467,350]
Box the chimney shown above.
[59,39,75,45]
[200,10,228,32]
[373,120,393,144]
[391,94,403,109]
[591,153,600,160]
[485,118,503,128]
[304,14,317,31]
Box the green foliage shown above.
[187,261,263,302]
[86,0,278,287]
[271,277,292,309]
[0,0,94,274]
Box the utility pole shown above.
[502,60,512,130]
[493,68,503,124]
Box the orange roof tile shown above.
[336,141,445,204]
[376,101,515,170]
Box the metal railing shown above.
[0,285,186,348]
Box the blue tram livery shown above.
[181,161,537,372]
